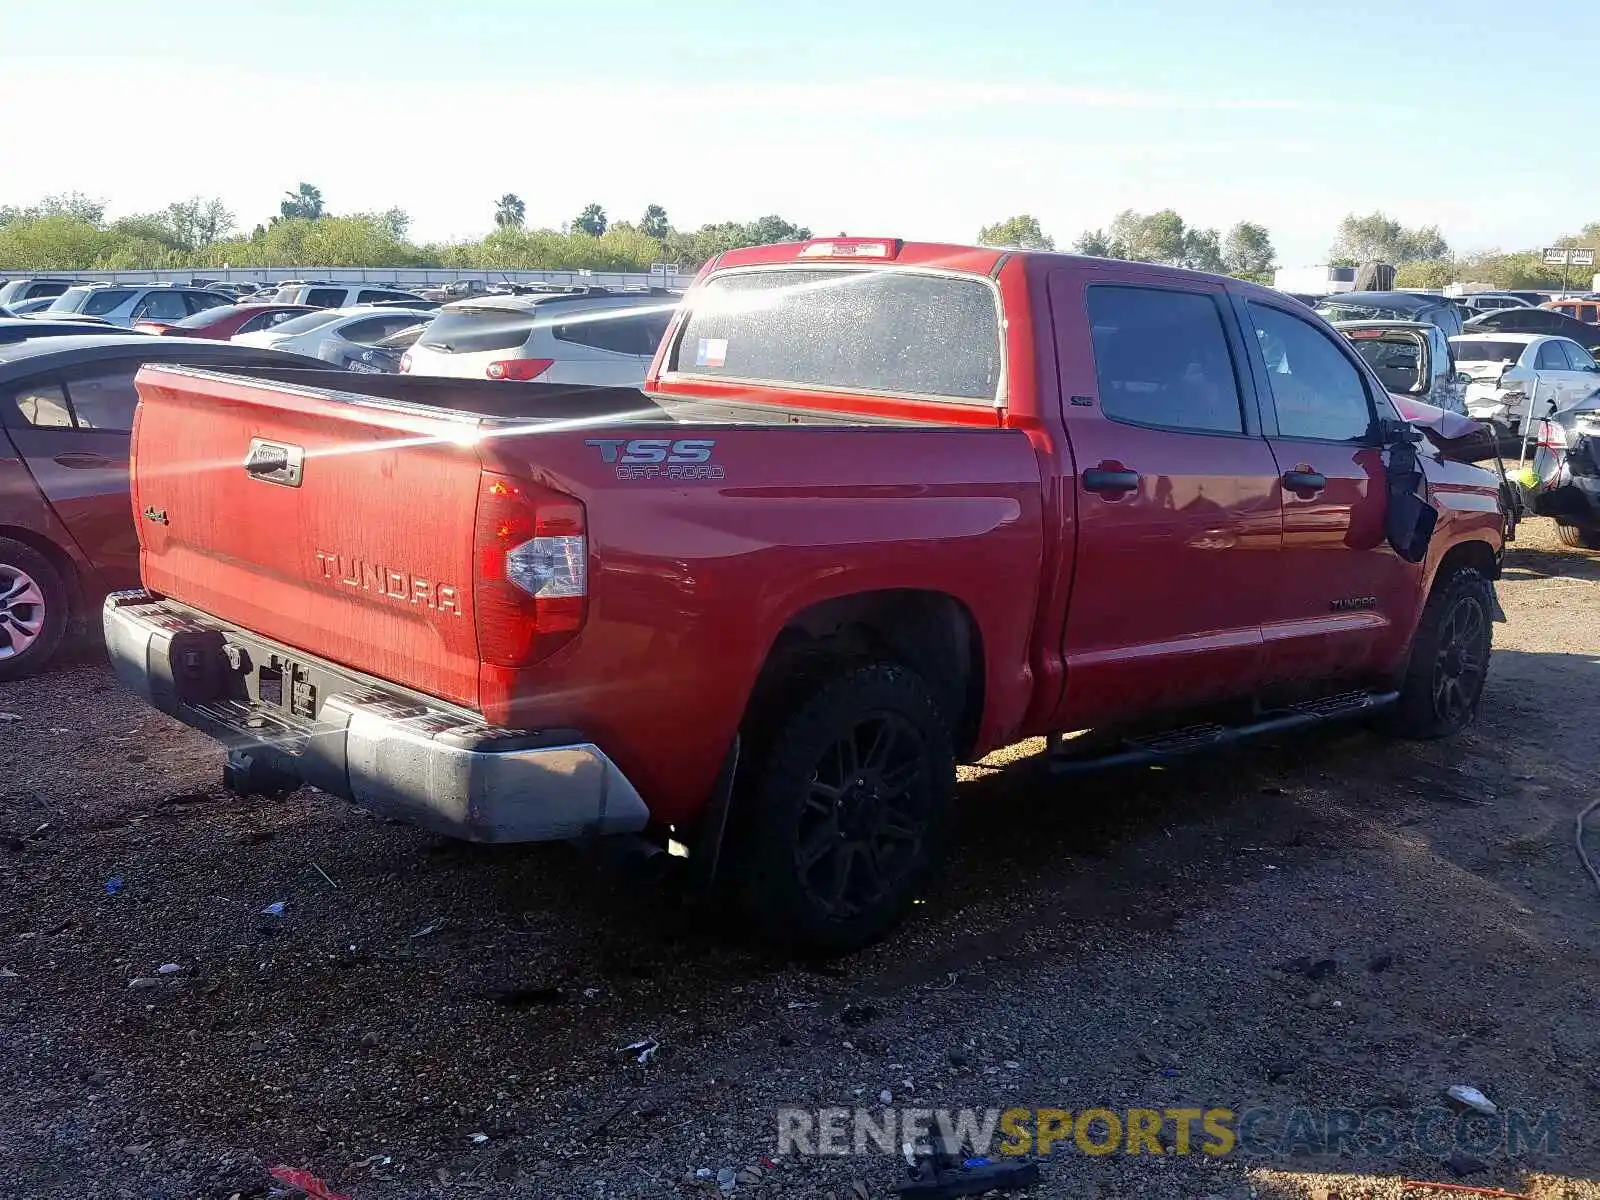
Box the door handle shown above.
[53,452,114,469]
[1282,469,1327,494]
[1082,467,1141,494]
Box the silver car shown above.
[45,283,233,328]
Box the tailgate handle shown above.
[244,438,305,487]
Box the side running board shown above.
[1046,690,1399,776]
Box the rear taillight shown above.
[486,358,555,381]
[399,351,412,373]
[473,473,586,666]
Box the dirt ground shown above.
[3,518,1599,1200]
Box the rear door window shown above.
[135,291,188,321]
[1247,302,1376,442]
[1535,342,1569,371]
[5,381,74,428]
[306,288,347,308]
[672,267,1002,402]
[1084,285,1245,434]
[63,367,139,430]
[183,291,229,314]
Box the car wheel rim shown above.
[795,711,929,920]
[0,564,46,660]
[1431,595,1487,724]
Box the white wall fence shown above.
[13,266,698,290]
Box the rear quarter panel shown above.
[479,422,1045,822]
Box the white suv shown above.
[45,283,233,328]
[270,282,426,308]
[402,290,677,385]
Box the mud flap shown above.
[1384,430,1439,564]
[1488,583,1508,624]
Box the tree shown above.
[1083,209,1222,270]
[573,203,607,237]
[1222,221,1276,281]
[494,193,525,230]
[279,182,325,221]
[976,214,1054,250]
[1330,211,1450,265]
[640,203,670,239]
[1072,229,1115,257]
[346,207,410,240]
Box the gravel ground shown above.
[3,518,1600,1200]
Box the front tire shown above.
[1556,521,1600,550]
[732,663,955,955]
[0,538,69,682]
[1388,566,1493,739]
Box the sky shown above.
[2,0,1596,268]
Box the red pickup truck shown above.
[105,239,1506,952]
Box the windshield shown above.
[670,267,1002,402]
[261,310,345,336]
[1450,339,1527,363]
[50,286,133,315]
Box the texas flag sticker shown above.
[695,337,728,368]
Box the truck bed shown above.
[220,366,925,428]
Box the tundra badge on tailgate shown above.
[585,437,724,481]
[244,438,304,488]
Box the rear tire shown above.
[0,538,69,682]
[1556,521,1600,550]
[731,663,955,955]
[1386,566,1494,740]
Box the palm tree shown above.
[573,203,607,237]
[494,193,526,230]
[640,204,670,239]
[279,182,325,221]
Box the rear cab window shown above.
[667,267,1003,403]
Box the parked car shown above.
[1503,291,1552,307]
[1315,291,1465,337]
[9,297,66,315]
[269,282,426,308]
[107,238,1506,952]
[1335,320,1465,413]
[346,322,428,373]
[0,318,139,345]
[133,303,316,338]
[46,284,233,328]
[1463,305,1600,352]
[1546,297,1600,326]
[0,277,85,307]
[1524,394,1600,547]
[0,336,333,679]
[1449,333,1600,430]
[1456,293,1533,314]
[402,291,676,383]
[232,306,435,366]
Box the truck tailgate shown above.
[132,366,486,709]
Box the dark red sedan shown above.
[132,303,315,338]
